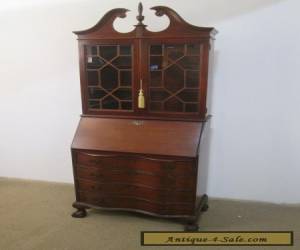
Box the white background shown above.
[0,0,299,204]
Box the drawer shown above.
[79,191,194,216]
[76,152,195,177]
[76,166,195,190]
[78,179,195,203]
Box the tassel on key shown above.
[138,79,145,109]
[138,89,145,109]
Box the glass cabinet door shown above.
[148,42,202,114]
[85,44,133,111]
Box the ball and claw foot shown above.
[184,222,199,231]
[72,208,87,218]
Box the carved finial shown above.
[136,2,145,25]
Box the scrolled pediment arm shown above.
[150,6,187,25]
[150,5,217,35]
[73,8,129,35]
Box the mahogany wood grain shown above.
[71,3,215,231]
[72,117,203,158]
[76,151,195,175]
[79,192,194,215]
[77,179,194,203]
[73,3,216,121]
[75,166,195,190]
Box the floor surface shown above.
[0,177,299,250]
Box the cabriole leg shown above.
[184,194,209,231]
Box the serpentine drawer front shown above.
[77,179,194,203]
[73,151,197,216]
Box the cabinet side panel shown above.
[196,119,211,197]
[71,150,80,201]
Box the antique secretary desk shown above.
[71,3,217,231]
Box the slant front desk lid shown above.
[72,117,203,158]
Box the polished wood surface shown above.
[76,151,195,175]
[72,150,197,217]
[75,164,195,190]
[72,117,203,157]
[71,2,216,231]
[77,179,194,203]
[74,2,216,121]
[79,192,194,215]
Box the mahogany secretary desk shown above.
[71,3,217,231]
